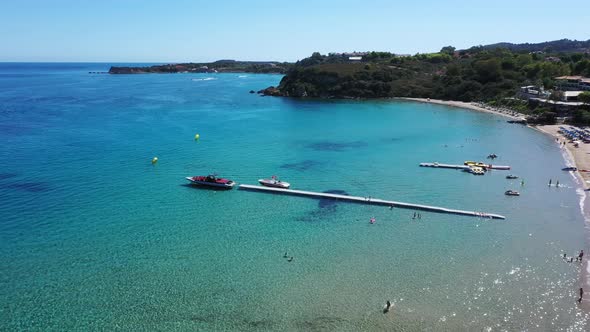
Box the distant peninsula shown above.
[109,60,292,74]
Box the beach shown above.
[535,125,590,183]
[398,97,526,120]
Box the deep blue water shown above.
[0,63,589,330]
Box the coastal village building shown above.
[545,56,561,62]
[519,85,550,99]
[555,76,590,91]
[563,91,584,102]
[329,52,369,61]
[519,77,588,115]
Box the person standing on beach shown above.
[579,288,584,303]
[549,179,552,186]
[578,250,584,262]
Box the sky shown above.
[1,0,589,62]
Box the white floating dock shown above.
[420,162,470,170]
[239,184,506,220]
[419,162,511,170]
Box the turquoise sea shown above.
[1,63,589,331]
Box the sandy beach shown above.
[535,125,590,183]
[397,97,526,120]
[533,125,590,183]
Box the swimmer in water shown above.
[287,256,294,262]
[370,217,376,224]
[383,300,392,313]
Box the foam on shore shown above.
[545,127,590,311]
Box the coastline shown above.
[396,97,525,121]
[402,94,590,310]
[535,125,590,311]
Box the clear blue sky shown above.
[1,0,589,62]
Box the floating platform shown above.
[238,184,506,220]
[419,162,470,170]
[419,162,511,170]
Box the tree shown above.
[516,54,533,67]
[440,46,456,55]
[549,90,564,101]
[473,59,502,83]
[579,91,590,104]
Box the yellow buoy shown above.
[151,157,158,164]
[194,133,200,140]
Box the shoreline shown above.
[535,125,590,311]
[401,98,590,310]
[396,97,525,121]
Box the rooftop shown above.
[555,75,590,83]
[564,91,584,97]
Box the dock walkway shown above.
[238,184,506,220]
[419,162,470,170]
[419,162,511,170]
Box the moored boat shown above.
[562,166,577,171]
[505,190,520,196]
[506,174,519,179]
[186,175,235,189]
[258,176,290,189]
[464,161,487,167]
[467,166,485,175]
[465,161,511,170]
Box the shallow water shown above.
[0,63,588,330]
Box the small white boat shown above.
[505,190,520,196]
[258,176,290,189]
[506,174,519,179]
